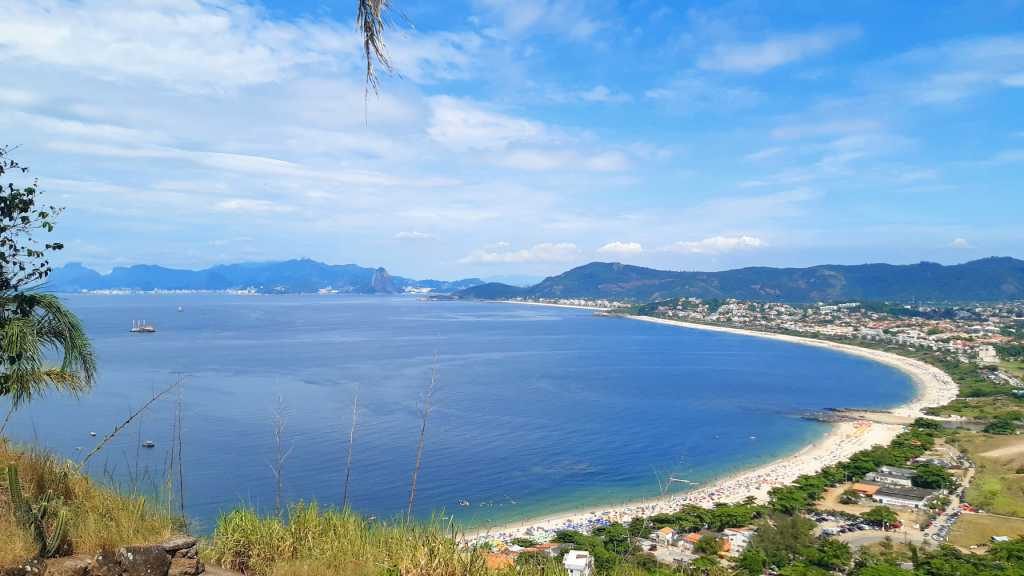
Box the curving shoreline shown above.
[464,309,958,542]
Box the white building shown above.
[873,486,936,508]
[865,466,915,488]
[652,527,677,546]
[563,550,594,576]
[722,528,753,556]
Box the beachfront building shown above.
[722,528,753,556]
[852,483,881,497]
[679,532,702,551]
[652,527,677,546]
[563,550,594,576]
[865,466,915,487]
[873,485,936,508]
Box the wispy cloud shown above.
[698,27,861,74]
[395,231,437,241]
[597,241,643,255]
[459,242,580,264]
[661,235,765,254]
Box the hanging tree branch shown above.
[357,0,394,98]
[80,382,176,467]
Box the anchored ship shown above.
[130,320,157,333]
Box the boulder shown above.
[167,558,203,576]
[119,547,171,576]
[158,538,198,560]
[45,556,91,576]
[93,547,170,576]
[90,551,121,576]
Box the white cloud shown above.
[661,235,765,254]
[0,0,480,94]
[474,0,605,41]
[395,231,437,241]
[459,242,580,264]
[0,88,38,106]
[744,147,785,161]
[698,27,860,74]
[597,241,643,255]
[990,149,1024,164]
[550,85,631,104]
[950,238,970,249]
[214,198,295,214]
[427,96,546,151]
[883,35,1024,104]
[643,75,759,109]
[584,152,630,172]
[497,149,573,171]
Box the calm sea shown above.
[4,294,914,532]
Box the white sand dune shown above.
[464,312,958,543]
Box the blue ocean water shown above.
[4,295,915,532]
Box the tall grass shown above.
[205,504,684,576]
[206,503,493,576]
[0,439,181,558]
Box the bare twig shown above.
[270,395,292,519]
[175,383,186,523]
[406,358,437,520]
[342,389,359,509]
[80,382,176,467]
[0,403,15,436]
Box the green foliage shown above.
[806,538,852,571]
[840,488,861,505]
[736,547,767,575]
[1,148,95,408]
[853,564,912,576]
[747,514,816,569]
[912,463,955,489]
[0,146,64,293]
[777,563,830,576]
[647,501,763,533]
[983,414,1019,435]
[692,533,719,557]
[4,463,70,558]
[767,422,940,513]
[861,506,898,528]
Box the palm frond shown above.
[357,0,393,95]
[0,292,95,406]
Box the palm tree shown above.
[1,292,96,409]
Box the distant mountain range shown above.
[454,257,1024,303]
[47,260,483,294]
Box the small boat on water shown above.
[130,320,156,333]
[142,440,156,448]
[458,499,470,507]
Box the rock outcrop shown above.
[1,537,226,576]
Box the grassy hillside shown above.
[0,439,180,565]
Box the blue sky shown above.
[1,1,1022,280]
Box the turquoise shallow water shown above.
[4,294,915,532]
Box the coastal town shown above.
[468,296,1024,574]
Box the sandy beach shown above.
[464,311,958,543]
